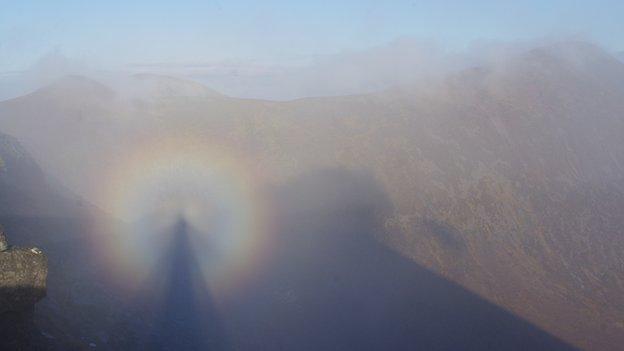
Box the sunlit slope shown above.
[0,42,623,350]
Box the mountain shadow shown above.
[218,168,579,351]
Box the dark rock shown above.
[0,227,48,350]
[0,227,7,252]
[0,227,47,314]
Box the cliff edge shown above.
[0,226,48,350]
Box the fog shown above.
[0,34,624,350]
[3,37,617,102]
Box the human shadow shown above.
[136,218,229,351]
[220,168,579,351]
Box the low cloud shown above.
[0,49,90,101]
[188,39,463,100]
[1,37,620,102]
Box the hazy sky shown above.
[1,0,623,72]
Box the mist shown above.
[1,2,624,350]
[5,37,618,102]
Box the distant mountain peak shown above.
[522,41,619,68]
[123,73,224,99]
[36,75,115,100]
[22,73,224,105]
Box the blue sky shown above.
[1,0,623,72]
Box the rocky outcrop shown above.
[0,226,48,350]
[0,227,47,313]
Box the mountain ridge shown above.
[0,41,623,349]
